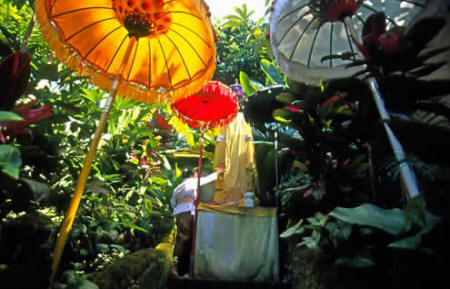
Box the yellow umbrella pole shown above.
[49,36,137,283]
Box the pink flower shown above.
[284,105,302,112]
[1,99,53,143]
[321,92,347,107]
[378,27,404,56]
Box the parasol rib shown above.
[398,0,425,7]
[277,11,312,46]
[277,4,308,24]
[307,25,321,67]
[52,7,113,18]
[147,39,152,87]
[127,40,139,80]
[165,34,192,79]
[354,14,366,27]
[171,22,212,47]
[170,29,207,67]
[65,17,115,41]
[85,26,122,58]
[343,20,356,61]
[289,18,316,61]
[329,22,333,67]
[106,34,128,72]
[157,38,173,88]
[167,11,202,20]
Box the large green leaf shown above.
[335,251,375,268]
[260,59,284,85]
[0,111,23,122]
[0,144,22,179]
[240,71,255,95]
[330,204,407,235]
[280,220,305,239]
[22,178,50,202]
[239,71,264,96]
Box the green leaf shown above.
[280,219,305,239]
[388,235,422,250]
[240,71,256,95]
[0,145,22,179]
[330,204,407,235]
[273,108,293,123]
[0,111,23,122]
[21,178,50,202]
[145,199,153,215]
[260,59,284,84]
[277,92,296,105]
[325,220,352,240]
[335,252,375,268]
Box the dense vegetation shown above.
[1,1,449,289]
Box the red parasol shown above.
[171,80,238,274]
[171,81,238,130]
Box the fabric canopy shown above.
[213,112,256,203]
[194,205,279,281]
[36,0,216,102]
[171,81,238,130]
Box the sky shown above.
[204,0,266,21]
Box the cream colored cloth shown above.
[213,112,256,202]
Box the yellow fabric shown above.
[36,0,216,103]
[213,112,256,202]
[198,203,277,217]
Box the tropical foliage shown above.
[0,2,199,288]
[1,1,449,289]
[242,8,450,289]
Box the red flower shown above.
[342,159,350,168]
[213,28,219,42]
[378,27,404,56]
[150,160,161,167]
[155,113,171,131]
[130,152,139,160]
[284,105,302,112]
[265,31,270,40]
[1,99,53,143]
[321,92,347,107]
[0,51,32,110]
[357,13,404,61]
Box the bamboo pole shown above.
[49,36,137,283]
[190,128,205,276]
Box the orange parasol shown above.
[35,0,216,281]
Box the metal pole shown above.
[343,16,421,199]
[367,78,420,198]
[274,125,279,189]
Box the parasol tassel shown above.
[49,36,137,284]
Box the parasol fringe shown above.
[35,0,215,104]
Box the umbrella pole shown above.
[367,78,420,198]
[274,124,279,190]
[343,16,421,199]
[49,36,137,283]
[190,128,205,276]
[20,10,35,53]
